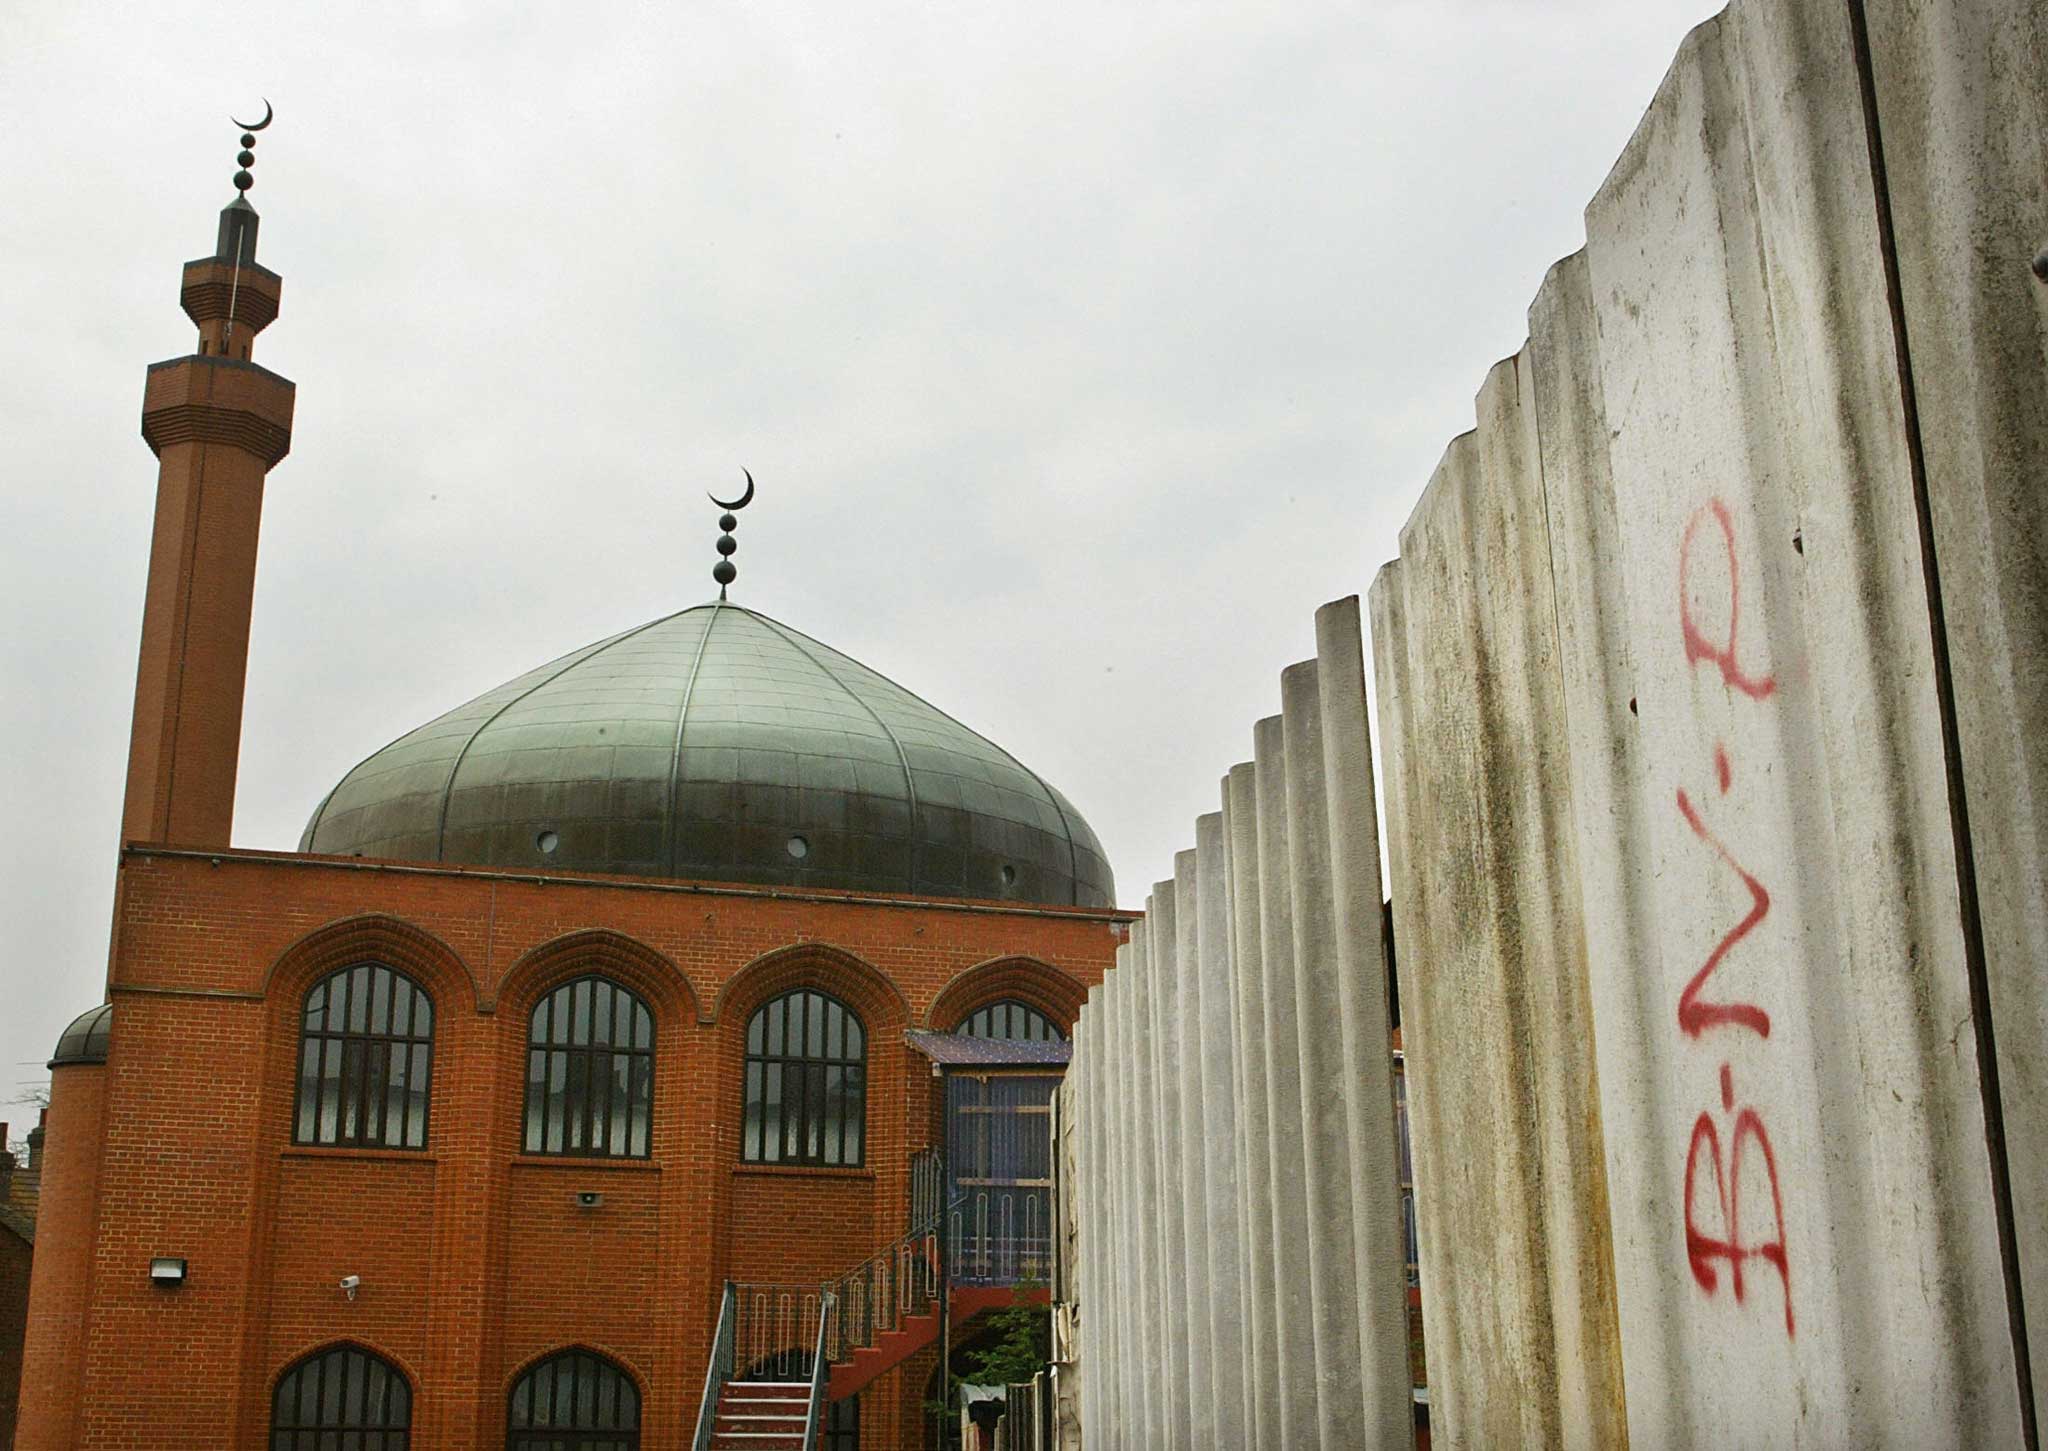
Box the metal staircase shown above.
[694,1285,834,1450]
[692,1145,1055,1443]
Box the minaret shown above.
[121,109,295,848]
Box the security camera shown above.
[339,1274,361,1301]
[576,1190,603,1209]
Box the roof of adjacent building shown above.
[301,601,1114,908]
[903,1028,1073,1067]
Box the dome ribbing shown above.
[301,602,1113,907]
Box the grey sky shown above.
[0,0,1720,1111]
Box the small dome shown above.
[50,1003,113,1067]
[302,602,1114,907]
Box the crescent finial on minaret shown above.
[226,100,272,200]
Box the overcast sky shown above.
[0,0,1721,1115]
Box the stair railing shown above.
[948,1188,1053,1285]
[732,1281,830,1382]
[818,1212,943,1365]
[801,1291,835,1448]
[691,1280,737,1451]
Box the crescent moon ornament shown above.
[230,100,274,132]
[708,469,755,512]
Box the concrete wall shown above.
[1067,599,1414,1450]
[1065,1,2042,1446]
[1370,0,2042,1445]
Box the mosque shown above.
[13,121,1130,1449]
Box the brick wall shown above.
[0,1217,28,1450]
[20,847,1124,1448]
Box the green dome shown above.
[50,1003,113,1068]
[302,602,1114,907]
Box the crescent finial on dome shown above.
[709,469,753,599]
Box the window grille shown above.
[295,963,434,1149]
[954,998,1065,1042]
[271,1344,411,1449]
[524,976,655,1158]
[507,1348,640,1450]
[743,989,866,1167]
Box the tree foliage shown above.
[961,1281,1049,1387]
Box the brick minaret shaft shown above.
[123,192,295,848]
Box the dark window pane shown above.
[294,965,435,1150]
[744,1061,763,1160]
[297,1039,321,1142]
[742,989,867,1167]
[954,998,1064,1042]
[522,977,654,1160]
[508,1350,640,1440]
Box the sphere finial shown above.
[708,469,755,600]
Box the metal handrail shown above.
[691,1281,737,1451]
[818,1211,943,1364]
[732,1282,828,1382]
[947,1187,1052,1286]
[801,1291,836,1447]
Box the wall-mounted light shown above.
[149,1257,187,1287]
[576,1190,603,1209]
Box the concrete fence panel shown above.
[1863,0,2048,1419]
[1370,0,2036,1445]
[1061,2,2039,1445]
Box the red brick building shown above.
[1,1119,39,1451]
[17,128,1126,1450]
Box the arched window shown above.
[295,963,434,1149]
[272,1343,412,1449]
[955,998,1065,1042]
[524,976,655,1158]
[743,989,865,1166]
[507,1348,640,1450]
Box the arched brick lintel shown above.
[260,913,480,1017]
[499,1340,651,1403]
[267,1336,425,1405]
[493,927,700,1029]
[710,942,910,1032]
[923,955,1087,1033]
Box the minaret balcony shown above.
[140,354,296,468]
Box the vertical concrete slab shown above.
[1224,763,1279,1451]
[1253,715,1324,1446]
[1091,991,1114,1448]
[1864,0,2048,1420]
[1369,413,1569,1450]
[1194,811,1249,1451]
[1171,852,1216,1450]
[1074,992,1105,1447]
[1576,3,2021,1440]
[1528,249,1667,1444]
[1145,885,1194,1451]
[1313,597,1418,1447]
[1279,663,1371,1449]
[1368,562,1459,1443]
[1119,927,1162,1451]
[1110,963,1143,1451]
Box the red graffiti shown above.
[1674,788,1772,1039]
[1683,1073,1795,1337]
[1672,499,1794,1340]
[1679,499,1777,700]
